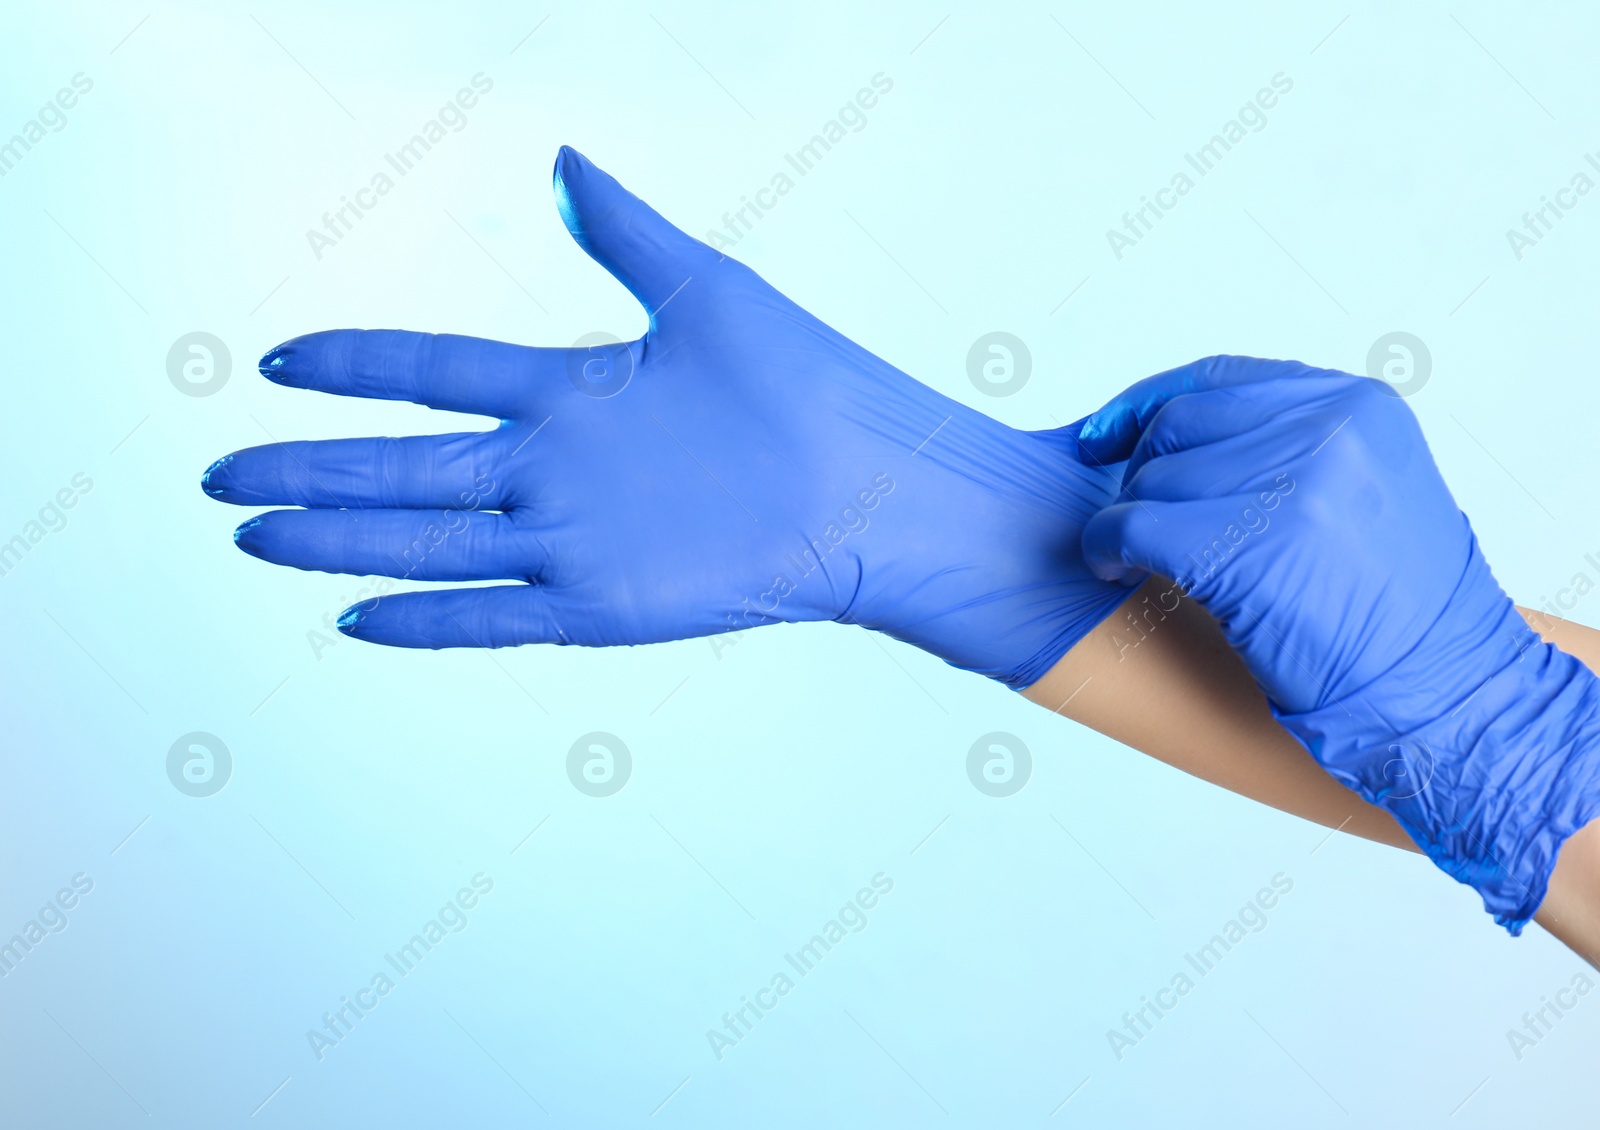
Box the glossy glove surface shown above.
[1079,355,1600,931]
[204,147,1134,688]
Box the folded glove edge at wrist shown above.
[1271,573,1600,933]
[995,583,1146,691]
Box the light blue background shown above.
[2,1,1598,1125]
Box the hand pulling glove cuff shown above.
[1078,357,1600,936]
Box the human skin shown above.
[1025,576,1600,962]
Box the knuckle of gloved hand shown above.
[1337,387,1412,465]
[1124,507,1161,555]
[1288,459,1354,536]
[407,332,436,384]
[1126,458,1173,501]
[1147,396,1193,443]
[1156,397,1219,456]
[1343,375,1407,420]
[706,256,759,298]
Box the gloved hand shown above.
[1077,355,1600,932]
[202,146,1136,689]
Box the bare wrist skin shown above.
[1022,576,1414,850]
[1022,577,1600,963]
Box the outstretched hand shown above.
[203,147,1134,688]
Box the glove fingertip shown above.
[201,454,234,498]
[258,343,295,384]
[552,145,602,241]
[1079,511,1126,582]
[1074,422,1112,465]
[336,602,373,636]
[232,516,269,556]
[1076,411,1142,466]
[1086,558,1142,585]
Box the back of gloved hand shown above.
[202,146,1135,689]
[1078,355,1600,932]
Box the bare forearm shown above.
[1025,578,1600,960]
[1023,577,1414,850]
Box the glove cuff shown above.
[1274,584,1600,934]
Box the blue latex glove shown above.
[1078,355,1600,932]
[202,147,1135,688]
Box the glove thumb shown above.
[1082,497,1241,593]
[552,146,713,318]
